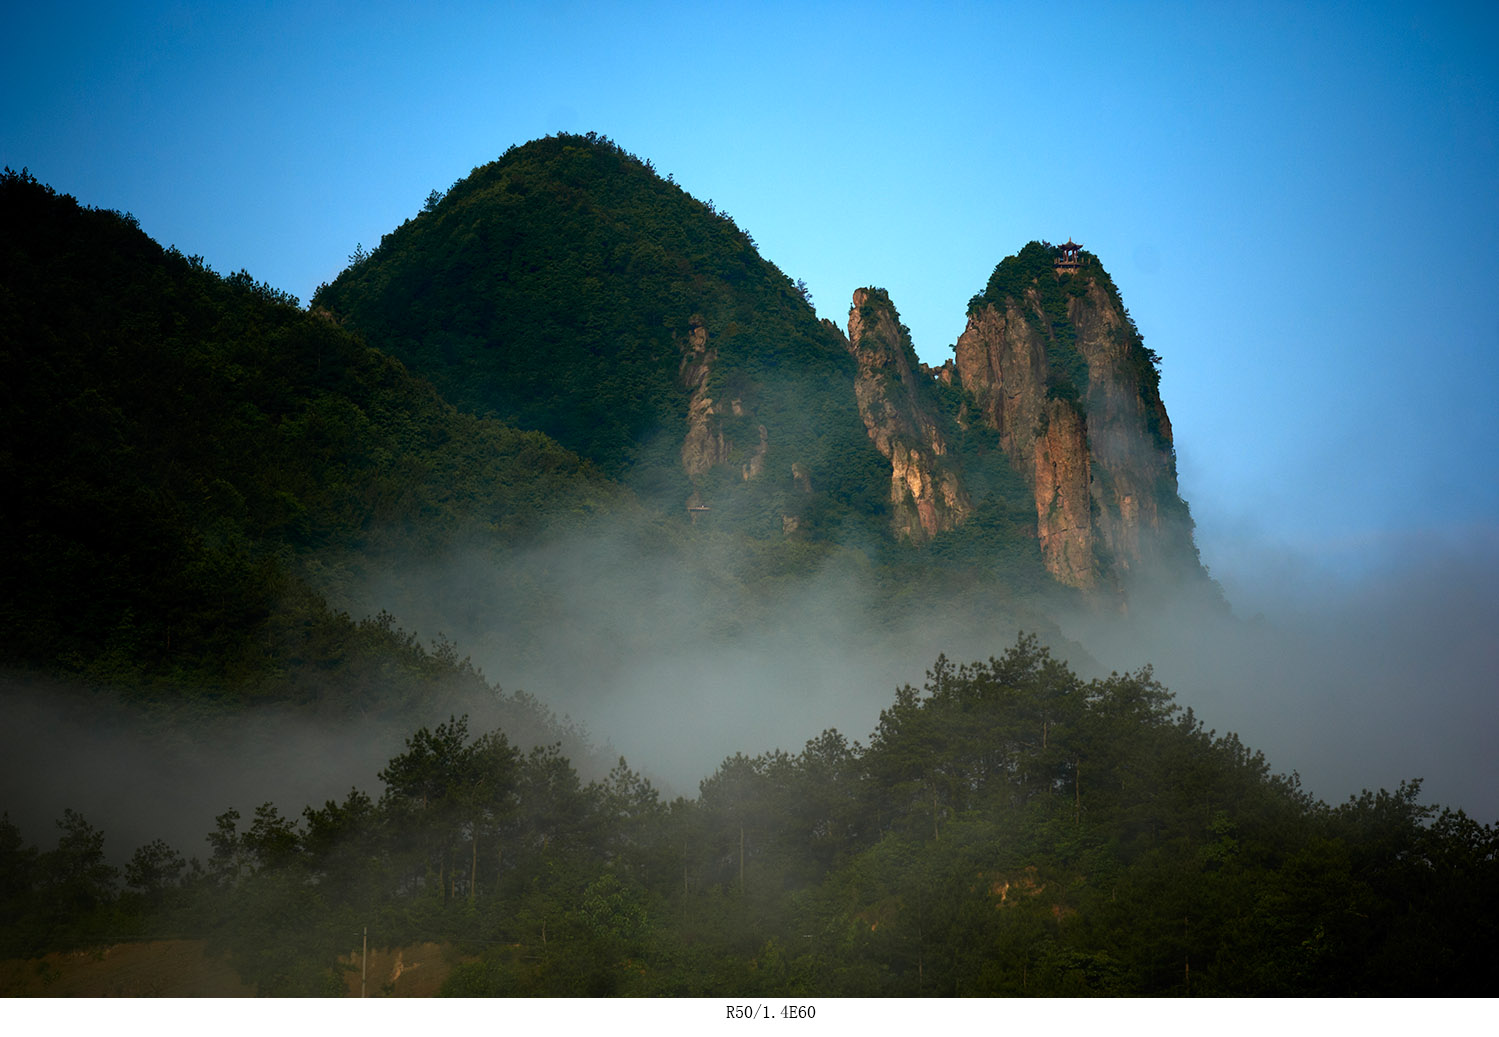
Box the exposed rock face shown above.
[680,317,775,491]
[921,359,958,386]
[679,315,728,478]
[1068,280,1176,578]
[791,462,812,493]
[953,245,1194,591]
[954,296,1049,481]
[1033,399,1094,587]
[680,245,1200,593]
[848,288,971,541]
[955,293,1097,587]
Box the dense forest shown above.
[3,151,1496,997]
[313,133,889,543]
[0,166,630,705]
[3,636,1494,995]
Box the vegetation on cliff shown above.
[971,240,1165,445]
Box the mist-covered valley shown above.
[6,517,1497,995]
[7,507,1494,871]
[319,502,1499,826]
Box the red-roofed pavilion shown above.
[1055,238,1083,272]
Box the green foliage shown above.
[0,167,620,701]
[124,839,188,905]
[312,133,878,547]
[4,636,1494,994]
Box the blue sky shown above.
[4,1,1498,817]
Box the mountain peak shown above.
[314,141,1212,602]
[847,287,970,542]
[956,242,1208,596]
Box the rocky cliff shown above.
[954,241,1199,592]
[847,288,971,542]
[1031,397,1095,587]
[829,245,1201,595]
[679,314,728,477]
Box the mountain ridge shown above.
[315,132,1217,608]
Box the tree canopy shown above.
[4,636,1492,995]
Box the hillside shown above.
[0,166,619,726]
[0,141,1228,820]
[313,133,888,547]
[0,162,1065,805]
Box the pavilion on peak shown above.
[1055,238,1083,273]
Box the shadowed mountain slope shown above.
[0,167,618,710]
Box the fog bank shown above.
[1066,523,1499,821]
[5,518,1494,865]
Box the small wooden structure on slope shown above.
[1055,238,1083,273]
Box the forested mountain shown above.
[0,137,1214,696]
[315,134,1217,607]
[0,166,616,737]
[2,144,1493,997]
[313,133,891,547]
